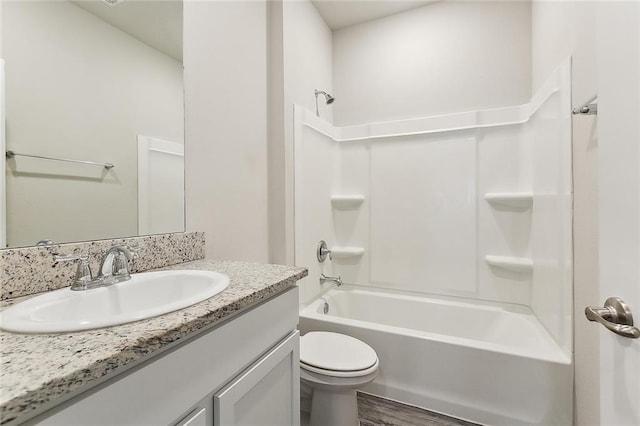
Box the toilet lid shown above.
[300,331,378,372]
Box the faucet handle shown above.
[54,253,89,263]
[125,243,144,255]
[54,254,94,290]
[103,245,134,259]
[105,244,142,260]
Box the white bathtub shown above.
[298,286,572,426]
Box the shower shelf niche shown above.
[485,192,533,210]
[330,195,365,209]
[485,255,533,273]
[330,246,365,259]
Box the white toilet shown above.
[300,331,379,426]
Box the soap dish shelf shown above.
[330,195,365,209]
[485,192,533,210]
[485,255,533,273]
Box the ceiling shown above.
[311,0,440,31]
[70,0,440,61]
[72,0,183,62]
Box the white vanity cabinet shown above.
[32,288,300,426]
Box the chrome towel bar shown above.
[5,150,114,169]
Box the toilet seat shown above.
[300,331,378,378]
[301,358,379,378]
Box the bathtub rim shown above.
[301,282,536,313]
[299,284,571,365]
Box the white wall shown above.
[184,0,268,262]
[267,0,333,267]
[531,1,599,423]
[0,2,3,57]
[183,0,331,268]
[283,0,333,123]
[332,0,531,126]
[0,0,5,248]
[2,0,183,247]
[267,0,287,265]
[267,0,333,266]
[280,0,334,301]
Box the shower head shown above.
[314,89,335,117]
[315,90,335,104]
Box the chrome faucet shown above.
[55,245,136,291]
[98,245,134,285]
[320,273,342,286]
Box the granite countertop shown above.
[0,259,307,425]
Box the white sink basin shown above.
[0,270,230,334]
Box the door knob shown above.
[585,297,640,339]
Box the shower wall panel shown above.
[331,142,370,288]
[294,108,340,305]
[475,125,533,306]
[333,126,534,305]
[528,69,573,356]
[369,135,477,295]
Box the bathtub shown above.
[298,285,572,426]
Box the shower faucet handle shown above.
[317,240,332,262]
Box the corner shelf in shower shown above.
[485,255,533,273]
[330,195,365,209]
[330,246,365,259]
[485,192,533,210]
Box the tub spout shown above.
[320,274,342,286]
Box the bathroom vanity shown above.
[0,259,307,425]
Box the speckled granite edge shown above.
[0,260,308,425]
[0,232,205,300]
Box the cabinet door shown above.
[214,331,300,426]
[175,407,208,426]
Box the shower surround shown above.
[294,60,573,425]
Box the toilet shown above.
[300,331,379,426]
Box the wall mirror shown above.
[1,0,184,248]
